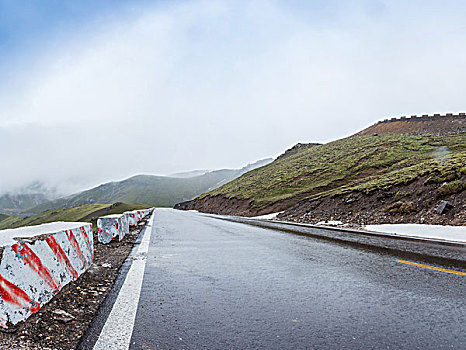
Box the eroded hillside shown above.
[176,120,466,226]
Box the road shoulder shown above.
[0,218,150,350]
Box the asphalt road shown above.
[128,209,465,349]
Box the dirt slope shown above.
[356,114,465,136]
[176,116,466,226]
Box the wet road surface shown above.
[129,209,465,349]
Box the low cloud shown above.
[1,0,466,193]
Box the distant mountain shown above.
[207,158,274,190]
[355,113,465,137]
[0,182,59,215]
[27,158,273,214]
[0,193,50,215]
[170,170,210,178]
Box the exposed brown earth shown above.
[175,194,311,217]
[176,176,466,226]
[277,175,466,226]
[0,218,149,350]
[355,114,465,136]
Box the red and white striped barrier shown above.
[97,214,129,244]
[136,209,152,225]
[125,211,138,227]
[125,209,151,225]
[0,222,93,328]
[97,209,153,244]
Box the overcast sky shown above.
[1,0,466,194]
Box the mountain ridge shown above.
[26,158,273,214]
[175,116,466,226]
[355,113,465,137]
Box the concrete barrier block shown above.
[0,222,93,327]
[97,213,133,243]
[125,211,138,227]
[98,209,153,244]
[119,213,130,241]
[127,209,152,226]
[138,209,152,222]
[97,215,124,244]
[135,210,143,222]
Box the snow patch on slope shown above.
[365,224,466,243]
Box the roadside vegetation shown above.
[437,180,466,196]
[201,133,466,211]
[0,202,150,230]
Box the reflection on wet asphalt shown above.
[130,209,466,350]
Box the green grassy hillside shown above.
[0,214,9,222]
[199,133,466,212]
[28,172,235,213]
[28,158,272,214]
[0,202,149,230]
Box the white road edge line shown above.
[93,211,155,350]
